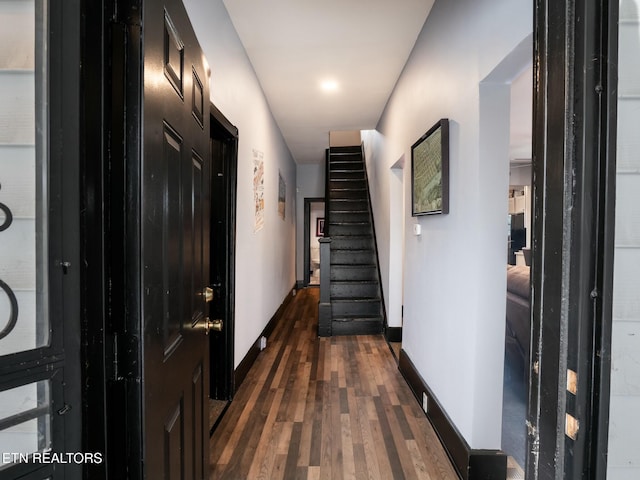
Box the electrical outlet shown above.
[259,336,267,350]
[422,392,429,413]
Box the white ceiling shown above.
[222,0,435,164]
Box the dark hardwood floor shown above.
[209,287,458,479]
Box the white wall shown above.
[295,163,325,282]
[608,0,640,477]
[0,0,46,458]
[184,0,297,369]
[509,64,533,162]
[364,0,531,449]
[329,130,361,147]
[361,129,405,329]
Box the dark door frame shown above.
[209,103,238,403]
[303,197,325,286]
[528,0,617,477]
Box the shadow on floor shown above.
[502,340,527,470]
[209,399,230,436]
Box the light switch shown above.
[413,223,421,236]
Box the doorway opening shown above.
[387,157,405,360]
[479,34,532,475]
[503,64,533,473]
[304,198,325,287]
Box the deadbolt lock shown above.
[205,318,223,335]
[203,287,214,303]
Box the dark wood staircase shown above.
[321,145,383,336]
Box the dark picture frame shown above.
[411,118,450,216]
[316,217,325,237]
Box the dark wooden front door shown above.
[134,1,211,478]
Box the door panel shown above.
[139,2,210,479]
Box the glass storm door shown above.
[0,1,81,478]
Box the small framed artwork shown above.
[411,118,450,216]
[278,171,286,220]
[316,218,325,237]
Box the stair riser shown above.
[331,320,383,336]
[329,179,366,190]
[330,171,365,180]
[330,237,374,250]
[330,190,368,200]
[332,301,381,317]
[330,212,369,223]
[331,267,377,281]
[330,150,362,155]
[331,283,379,298]
[329,161,364,170]
[331,250,375,264]
[329,199,368,211]
[329,224,372,236]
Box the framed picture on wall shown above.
[411,118,450,216]
[316,218,325,237]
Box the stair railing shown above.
[360,142,388,335]
[318,148,332,336]
[324,148,330,233]
[318,237,332,336]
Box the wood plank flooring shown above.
[209,287,458,479]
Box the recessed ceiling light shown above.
[320,79,339,92]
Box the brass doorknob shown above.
[205,318,223,335]
[203,287,214,303]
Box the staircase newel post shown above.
[318,237,332,336]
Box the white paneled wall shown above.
[0,0,49,467]
[0,0,39,357]
[608,1,640,477]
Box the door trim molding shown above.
[528,0,618,477]
[209,102,238,401]
[303,197,325,286]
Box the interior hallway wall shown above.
[184,0,296,369]
[364,0,531,449]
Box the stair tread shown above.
[329,240,373,244]
[332,314,383,320]
[331,280,378,285]
[331,233,373,240]
[331,297,381,303]
[329,221,369,225]
[330,249,374,253]
[331,262,376,266]
[330,236,373,240]
[331,249,373,253]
